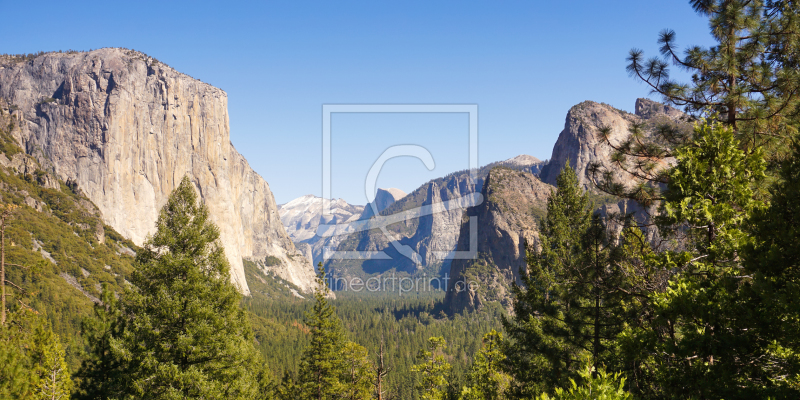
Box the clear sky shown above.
[0,1,715,205]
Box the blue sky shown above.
[1,1,714,204]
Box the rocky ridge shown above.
[324,155,545,279]
[444,167,552,313]
[443,99,688,313]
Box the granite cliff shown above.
[359,187,406,220]
[539,98,685,190]
[444,167,552,313]
[0,48,317,294]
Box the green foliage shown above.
[0,143,137,371]
[263,255,282,267]
[662,119,766,263]
[0,121,22,157]
[0,309,73,400]
[74,284,126,399]
[274,372,301,400]
[33,327,72,400]
[79,176,261,399]
[298,265,348,400]
[742,139,800,393]
[242,258,305,300]
[618,120,785,399]
[412,336,452,400]
[627,0,800,147]
[538,364,633,400]
[460,330,510,400]
[503,162,633,397]
[340,341,373,400]
[0,309,42,399]
[245,288,501,400]
[292,267,375,400]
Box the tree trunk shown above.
[593,237,601,378]
[1,220,5,326]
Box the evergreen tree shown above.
[33,327,72,400]
[0,308,40,399]
[373,340,391,400]
[593,1,800,207]
[621,120,772,398]
[503,162,628,396]
[298,263,347,400]
[743,139,800,395]
[537,364,633,400]
[275,372,301,400]
[254,364,277,400]
[0,309,73,400]
[75,284,127,399]
[627,0,800,146]
[1,203,20,327]
[412,336,452,400]
[79,176,260,399]
[340,341,373,400]
[460,330,510,400]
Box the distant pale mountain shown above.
[359,188,407,219]
[502,154,542,168]
[277,195,365,265]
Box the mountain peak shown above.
[502,154,542,166]
[635,98,683,119]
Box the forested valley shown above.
[4,1,800,399]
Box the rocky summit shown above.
[539,98,686,190]
[359,187,406,220]
[0,48,317,294]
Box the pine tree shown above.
[537,364,633,400]
[593,1,800,208]
[33,327,72,400]
[340,341,373,400]
[620,120,771,398]
[79,176,260,399]
[503,162,629,396]
[742,139,800,396]
[0,309,73,400]
[627,0,800,146]
[74,284,127,399]
[411,336,451,400]
[298,263,346,400]
[0,308,40,399]
[275,372,301,400]
[374,340,391,400]
[1,203,20,327]
[461,330,511,400]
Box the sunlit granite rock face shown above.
[0,48,318,295]
[444,167,552,314]
[539,98,685,190]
